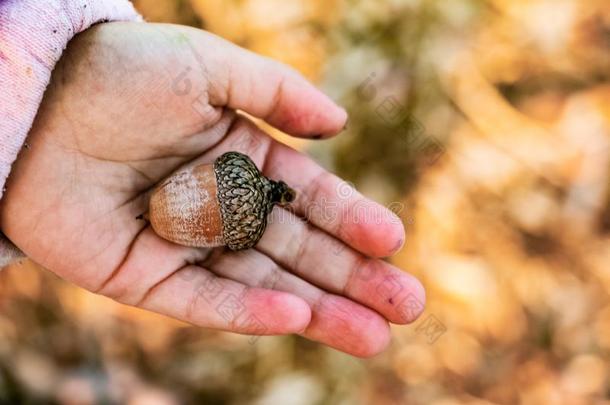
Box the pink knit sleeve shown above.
[0,0,142,268]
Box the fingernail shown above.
[388,237,405,256]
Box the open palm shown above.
[0,22,425,357]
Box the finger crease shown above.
[261,265,282,290]
[135,261,191,308]
[265,72,286,121]
[303,292,327,334]
[342,255,367,298]
[94,224,148,295]
[291,223,310,271]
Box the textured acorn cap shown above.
[214,152,296,250]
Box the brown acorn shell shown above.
[149,164,224,248]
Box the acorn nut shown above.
[148,151,296,251]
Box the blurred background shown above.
[2,0,610,403]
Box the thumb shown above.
[182,25,348,139]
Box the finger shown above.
[202,249,391,358]
[139,265,311,335]
[96,228,311,335]
[257,208,426,325]
[264,141,406,258]
[196,118,406,258]
[179,25,348,138]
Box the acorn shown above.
[148,151,296,251]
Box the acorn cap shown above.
[214,152,296,250]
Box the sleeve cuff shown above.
[0,0,142,266]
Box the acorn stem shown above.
[270,180,296,205]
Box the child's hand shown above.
[0,23,425,357]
